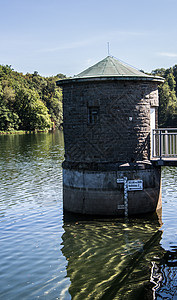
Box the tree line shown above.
[0,65,64,132]
[1,64,177,132]
[151,65,177,127]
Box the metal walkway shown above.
[151,128,177,166]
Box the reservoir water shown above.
[0,130,177,299]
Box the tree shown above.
[158,81,177,127]
[151,68,166,77]
[57,73,66,79]
[0,106,20,131]
[152,67,177,127]
[166,73,176,91]
[14,87,52,131]
[0,65,63,131]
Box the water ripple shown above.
[1,132,177,299]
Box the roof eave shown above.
[56,75,164,86]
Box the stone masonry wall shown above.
[62,80,159,164]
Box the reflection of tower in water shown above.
[61,211,165,299]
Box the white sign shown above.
[127,180,143,191]
[117,178,124,183]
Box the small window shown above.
[88,107,99,124]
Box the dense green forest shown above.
[0,64,177,132]
[0,65,64,132]
[152,65,177,127]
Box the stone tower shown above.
[57,56,164,216]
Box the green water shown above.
[0,130,177,299]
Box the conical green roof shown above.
[75,56,149,78]
[57,56,164,85]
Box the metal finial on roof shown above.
[107,42,110,56]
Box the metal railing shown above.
[152,128,177,158]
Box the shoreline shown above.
[0,129,54,135]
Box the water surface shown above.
[0,131,177,299]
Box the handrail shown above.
[152,128,177,158]
[155,128,177,131]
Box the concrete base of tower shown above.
[62,162,162,216]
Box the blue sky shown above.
[1,0,177,76]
